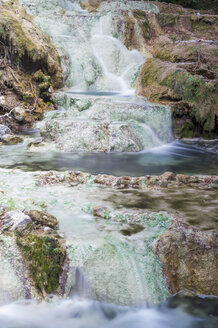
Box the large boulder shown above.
[137,58,218,137]
[155,219,218,296]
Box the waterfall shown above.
[91,16,144,94]
[19,0,153,93]
[18,0,173,152]
[71,268,90,298]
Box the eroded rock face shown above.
[132,2,218,138]
[155,220,218,296]
[0,1,63,132]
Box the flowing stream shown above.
[0,0,218,327]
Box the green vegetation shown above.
[17,233,66,294]
[157,13,177,28]
[142,59,217,135]
[162,70,217,132]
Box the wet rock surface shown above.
[0,164,217,303]
[0,234,38,305]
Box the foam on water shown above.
[0,296,217,328]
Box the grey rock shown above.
[0,125,11,139]
[1,211,32,232]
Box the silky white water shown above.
[18,0,173,150]
[0,297,202,328]
[20,0,146,93]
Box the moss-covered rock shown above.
[0,2,62,87]
[17,233,66,295]
[137,58,218,137]
[0,0,63,132]
[26,210,58,229]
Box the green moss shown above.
[142,18,152,41]
[161,70,217,131]
[157,13,177,28]
[182,121,195,138]
[142,63,160,85]
[0,26,5,36]
[33,70,51,84]
[190,17,215,33]
[155,49,173,61]
[0,14,34,58]
[17,233,66,294]
[133,10,152,40]
[70,98,79,106]
[141,59,217,135]
[133,9,146,19]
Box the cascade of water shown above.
[18,0,173,150]
[71,268,90,298]
[19,0,146,93]
[91,16,144,94]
